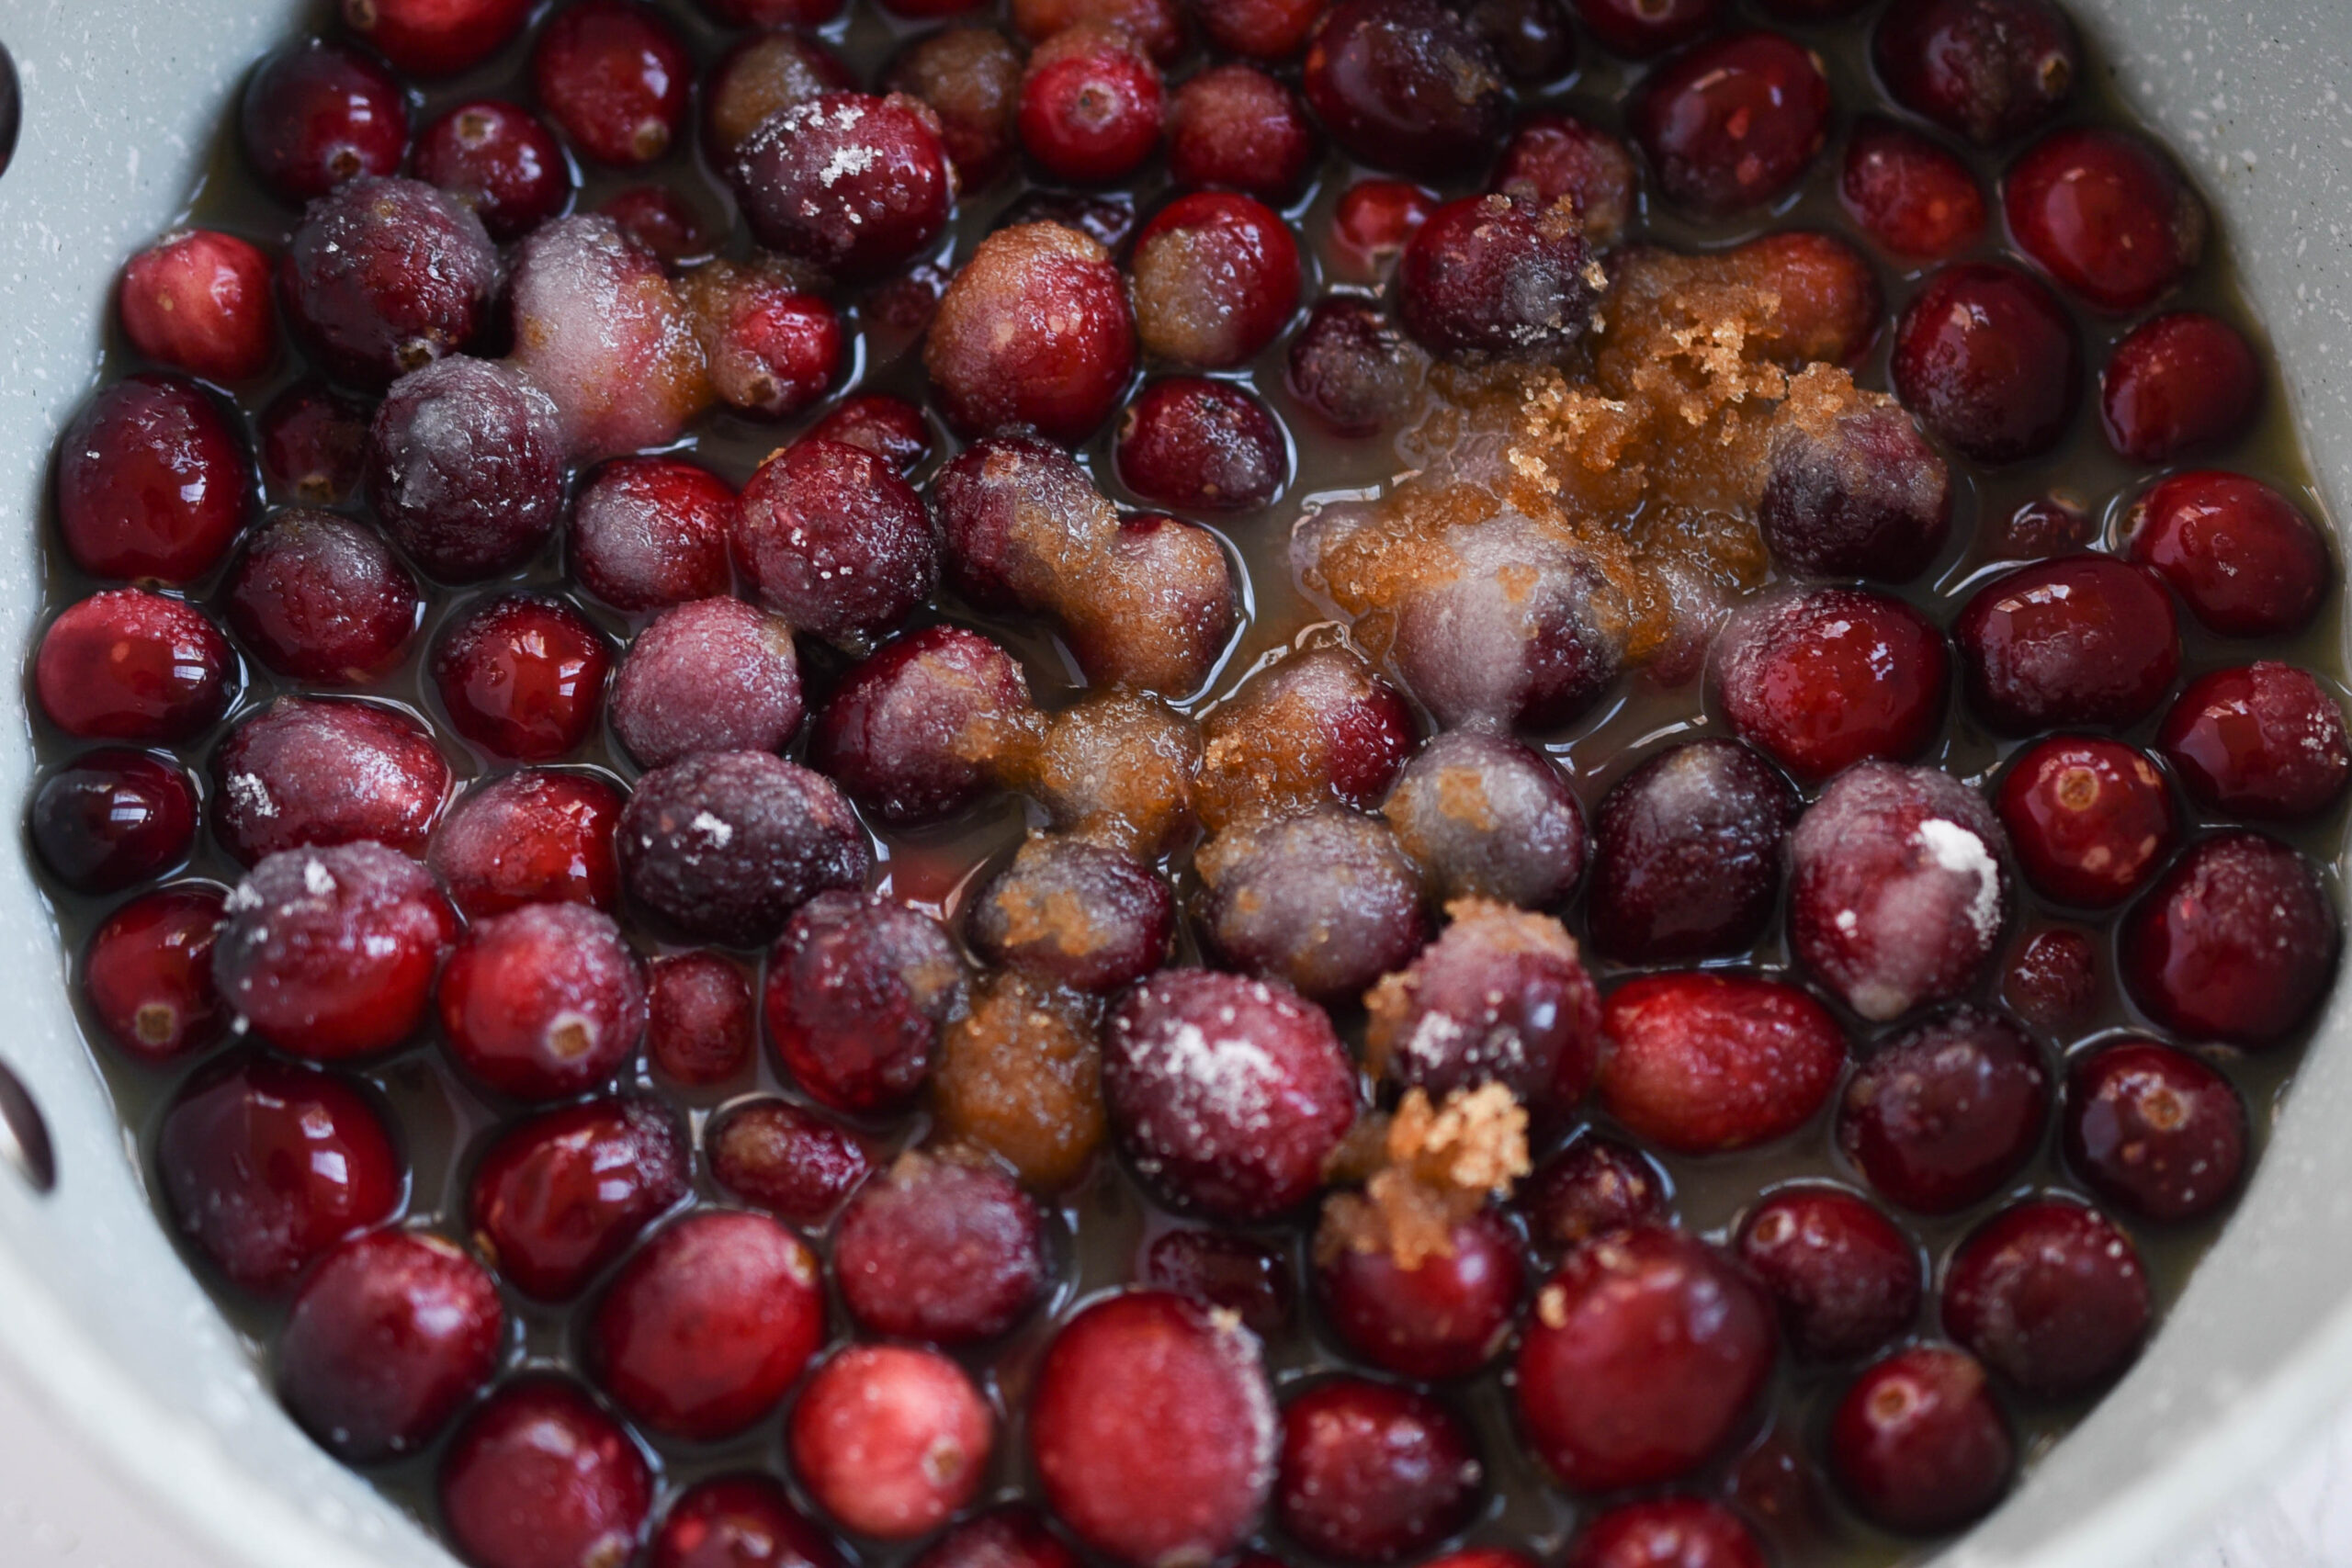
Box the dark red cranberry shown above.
[1303,0,1507,180]
[227,510,419,683]
[367,355,566,581]
[1873,0,2077,146]
[1030,1292,1277,1568]
[652,1475,845,1568]
[30,750,197,894]
[683,262,842,421]
[1330,180,1438,281]
[1276,1379,1481,1563]
[707,28,858,164]
[1891,262,2081,463]
[439,1378,651,1568]
[156,1054,403,1292]
[1600,972,1846,1154]
[1954,554,2180,735]
[241,39,410,205]
[1517,1225,1776,1492]
[643,953,752,1086]
[1946,1198,2151,1400]
[413,100,572,243]
[2100,311,2261,463]
[1115,378,1287,513]
[2007,128,2203,313]
[1459,0,1576,82]
[507,215,714,459]
[1736,1186,1920,1362]
[84,886,229,1064]
[1487,113,1636,243]
[765,890,964,1115]
[1196,807,1428,1006]
[1829,1347,2013,1534]
[433,595,610,763]
[791,1346,993,1540]
[2122,831,2337,1049]
[811,626,1031,825]
[1710,588,1949,784]
[2123,469,2330,638]
[618,751,871,948]
[730,91,953,275]
[344,0,533,75]
[532,0,690,166]
[1564,1500,1767,1568]
[1587,739,1796,963]
[1382,732,1582,911]
[2064,1040,2245,1223]
[995,190,1140,251]
[54,376,249,584]
[2002,926,2099,1035]
[429,769,622,919]
[212,696,450,865]
[1140,1228,1296,1336]
[1572,0,1718,56]
[706,1099,873,1225]
[280,177,498,389]
[35,590,232,743]
[1130,192,1301,369]
[608,599,800,771]
[2160,663,2351,822]
[806,394,933,475]
[1367,901,1600,1112]
[1758,398,1951,582]
[469,1097,687,1300]
[1165,64,1317,205]
[1397,194,1595,357]
[567,457,735,614]
[1199,0,1324,59]
[598,184,714,265]
[213,842,458,1059]
[119,230,277,382]
[1991,493,2097,560]
[1838,1008,2049,1213]
[1015,22,1165,183]
[257,380,369,509]
[1631,32,1829,215]
[925,222,1136,441]
[968,835,1174,993]
[1285,297,1422,436]
[1520,1135,1668,1256]
[1011,0,1186,60]
[1996,737,2179,908]
[836,1151,1049,1344]
[881,28,1023,191]
[734,439,933,649]
[440,903,647,1101]
[704,0,847,23]
[1064,512,1241,698]
[1839,118,1987,260]
[1317,1205,1524,1380]
[277,1230,503,1462]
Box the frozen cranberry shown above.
[1955,554,2180,735]
[707,1098,872,1225]
[1572,0,1717,56]
[29,750,195,895]
[875,30,1017,194]
[343,0,533,74]
[2007,127,2202,314]
[807,394,933,476]
[212,697,449,864]
[1330,181,1438,281]
[968,835,1173,992]
[2002,926,2098,1034]
[733,440,933,650]
[1163,65,1317,205]
[1565,1500,1767,1568]
[256,379,368,507]
[598,184,714,265]
[927,223,1135,440]
[155,1054,402,1292]
[1736,1187,1919,1362]
[729,91,953,276]
[652,1476,844,1568]
[281,177,498,390]
[532,0,689,166]
[1632,32,1829,215]
[1114,378,1287,513]
[439,1377,651,1568]
[1829,1346,2012,1533]
[2100,311,2260,463]
[1396,194,1595,357]
[930,432,1117,605]
[1318,1205,1523,1379]
[367,356,566,581]
[1587,739,1795,963]
[35,590,232,744]
[1304,0,1507,179]
[1015,23,1165,183]
[1599,970,1845,1156]
[1141,1229,1296,1336]
[277,1230,503,1462]
[84,886,229,1063]
[432,595,611,763]
[1372,736,1574,912]
[2123,470,2330,638]
[642,953,752,1086]
[608,599,800,770]
[617,751,872,948]
[413,101,571,243]
[227,511,419,684]
[1285,298,1422,436]
[1891,262,2080,463]
[1200,644,1415,829]
[507,216,713,460]
[1838,1008,2048,1213]
[1839,118,1986,260]
[2123,831,2337,1048]
[791,1346,993,1540]
[1520,1135,1667,1256]
[836,1151,1049,1344]
[811,626,1030,825]
[1197,807,1427,1006]
[469,1096,686,1301]
[430,769,622,919]
[54,375,249,584]
[1873,0,2075,146]
[439,903,646,1101]
[1367,900,1600,1111]
[1946,1198,2151,1403]
[765,890,963,1114]
[564,461,729,615]
[681,261,841,421]
[119,229,277,382]
[1710,589,1948,784]
[1130,192,1301,369]
[1759,398,1951,582]
[2065,1040,2245,1223]
[1199,0,1322,58]
[1995,737,2178,909]
[1275,1379,1479,1564]
[704,29,855,161]
[1487,113,1635,243]
[1517,1225,1776,1492]
[2161,662,2351,821]
[241,39,410,206]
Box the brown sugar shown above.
[931,971,1107,1191]
[1316,1084,1532,1269]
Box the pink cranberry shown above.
[1276,1378,1481,1563]
[1517,1225,1776,1492]
[731,92,954,275]
[1140,1229,1296,1336]
[1382,732,1581,910]
[2123,831,2337,1048]
[567,457,735,614]
[2161,662,2350,821]
[429,768,623,918]
[608,598,801,771]
[1564,1500,1767,1568]
[1838,1008,2049,1213]
[155,1054,402,1292]
[532,0,690,165]
[119,230,276,382]
[2123,470,2329,638]
[366,356,566,581]
[1487,112,1637,243]
[84,886,229,1064]
[35,590,232,743]
[414,100,572,242]
[617,751,872,948]
[735,439,934,650]
[240,39,410,205]
[1029,1292,1276,1568]
[1285,298,1421,436]
[438,1378,651,1568]
[439,902,646,1101]
[1131,192,1300,369]
[1199,0,1323,58]
[1993,493,2098,559]
[882,28,1023,190]
[1196,807,1428,1006]
[1872,0,2077,146]
[1600,972,1846,1154]
[1944,1198,2149,1399]
[30,750,197,895]
[1736,1186,1920,1362]
[1839,118,1987,260]
[836,1151,1049,1344]
[1631,32,1830,214]
[684,262,842,420]
[2100,311,2261,463]
[765,890,964,1115]
[277,1230,503,1461]
[598,184,714,266]
[433,595,611,762]
[2007,128,2203,313]
[1519,1134,1668,1256]
[343,0,533,74]
[927,222,1135,441]
[1115,378,1287,513]
[259,379,368,506]
[211,697,450,865]
[968,835,1174,993]
[1954,554,2181,734]
[1891,262,2081,462]
[506,215,711,461]
[1710,588,1949,783]
[707,29,859,163]
[54,375,248,585]
[1303,0,1507,179]
[1398,194,1595,356]
[227,510,420,684]
[706,1098,874,1225]
[1165,64,1317,204]
[213,843,458,1059]
[2002,926,2099,1034]
[1317,1206,1524,1379]
[1828,1347,2013,1533]
[651,1475,845,1568]
[1758,400,1951,582]
[281,177,498,389]
[1587,740,1795,963]
[807,394,933,475]
[791,1346,994,1540]
[1369,902,1601,1112]
[810,626,1031,825]
[469,1097,686,1301]
[2065,1040,2245,1223]
[1572,0,1718,56]
[645,953,752,1085]
[1016,23,1165,183]
[1995,737,2179,908]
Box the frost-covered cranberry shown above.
[277,1230,503,1462]
[705,28,857,164]
[927,223,1135,441]
[433,595,610,762]
[1286,298,1423,437]
[2123,831,2337,1048]
[617,751,871,948]
[367,356,566,581]
[1141,1229,1296,1336]
[156,1054,402,1293]
[650,1476,844,1568]
[35,590,232,743]
[706,1099,872,1225]
[1632,32,1829,214]
[1397,194,1594,357]
[1130,193,1300,369]
[791,1346,992,1540]
[1109,969,1357,1220]
[643,953,752,1085]
[1564,1500,1766,1568]
[470,1096,686,1300]
[1196,807,1428,1005]
[836,1151,1049,1344]
[1572,0,1717,56]
[608,598,801,770]
[2007,128,2202,314]
[808,394,933,475]
[55,376,250,583]
[429,769,621,918]
[765,890,963,1115]
[1838,1008,2049,1213]
[568,460,731,615]
[2101,312,2260,463]
[730,92,954,275]
[2123,470,2330,638]
[344,0,534,75]
[280,177,497,389]
[968,836,1173,993]
[1839,118,1987,260]
[1873,0,2076,146]
[1487,112,1636,243]
[1200,0,1323,58]
[1115,378,1287,513]
[532,0,691,166]
[212,697,449,864]
[880,28,1021,192]
[2160,663,2350,821]
[2065,1040,2245,1223]
[1519,1135,1667,1256]
[1996,737,2178,908]
[506,216,712,461]
[1164,66,1317,206]
[414,100,572,242]
[1303,0,1507,179]
[1318,1206,1523,1380]
[1711,589,1949,783]
[1378,733,1578,910]
[1030,1292,1277,1568]
[241,39,410,205]
[1891,262,2081,463]
[258,379,369,505]
[1600,971,1846,1154]
[439,1378,651,1568]
[683,261,842,421]
[439,903,646,1100]
[227,510,420,683]
[119,230,277,382]
[1829,1347,2012,1534]
[734,440,933,649]
[1517,1225,1776,1492]
[30,750,197,894]
[1061,513,1240,697]
[1276,1379,1480,1563]
[1017,22,1165,183]
[1944,1199,2149,1399]
[811,626,1030,825]
[84,886,229,1064]
[1366,900,1600,1112]
[1759,399,1951,582]
[1199,644,1415,830]
[1954,555,2180,734]
[2003,925,2098,1033]
[1588,740,1796,963]
[1736,1187,1920,1362]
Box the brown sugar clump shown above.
[1317,1085,1532,1269]
[932,972,1107,1191]
[997,689,1203,859]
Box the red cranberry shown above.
[2065,1040,2245,1223]
[1839,118,1987,260]
[1115,378,1287,513]
[731,92,954,275]
[1735,231,1885,367]
[1572,0,1717,56]
[707,29,859,164]
[1736,1186,1920,1362]
[617,751,872,948]
[213,842,458,1059]
[567,457,735,614]
[1710,588,1948,783]
[1015,23,1164,183]
[1276,1379,1481,1563]
[1196,807,1428,1006]
[1838,1008,2049,1213]
[807,394,933,475]
[1995,737,2179,908]
[882,28,1023,191]
[281,177,498,389]
[968,835,1174,993]
[1199,0,1324,59]
[155,1054,402,1292]
[2123,470,2330,638]
[836,1151,1050,1344]
[1992,493,2097,559]
[706,1099,873,1225]
[1140,1228,1296,1336]
[2161,663,2350,821]
[35,590,232,743]
[440,902,646,1101]
[1758,399,1951,582]
[1303,0,1507,180]
[734,439,933,650]
[1165,64,1317,204]
[1891,262,2081,463]
[810,626,1031,825]
[1600,972,1846,1154]
[54,374,249,584]
[241,39,410,205]
[119,230,277,382]
[1330,181,1438,281]
[1519,1135,1668,1256]
[227,509,420,684]
[344,0,533,74]
[2124,831,2337,1048]
[429,769,622,919]
[439,1377,651,1568]
[258,379,369,506]
[2002,926,2099,1035]
[1285,298,1422,436]
[765,890,963,1115]
[704,0,847,22]
[1872,0,2077,146]
[1517,1225,1776,1492]
[412,102,570,246]
[683,262,842,421]
[1030,1292,1277,1568]
[1063,512,1241,697]
[367,355,566,581]
[1382,732,1582,910]
[644,953,752,1086]
[1368,901,1600,1112]
[470,1096,686,1300]
[212,696,450,865]
[2007,128,2203,313]
[1011,0,1187,60]
[792,1346,993,1540]
[598,183,714,265]
[433,594,611,762]
[608,598,800,770]
[277,1230,503,1462]
[1828,1347,2013,1534]
[1954,554,2181,735]
[506,216,713,459]
[1198,643,1415,831]
[2101,311,2261,463]
[1631,32,1829,215]
[1456,0,1575,80]
[1487,113,1636,243]
[1587,739,1795,963]
[1564,1500,1768,1568]
[84,886,229,1063]
[532,0,690,166]
[927,222,1135,441]
[30,750,197,895]
[1397,194,1595,357]
[1317,1206,1525,1380]
[1945,1198,2150,1401]
[1131,192,1300,369]
[652,1475,845,1568]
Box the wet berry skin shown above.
[532,0,693,167]
[241,39,411,206]
[1381,731,1582,912]
[1573,0,1718,58]
[437,902,648,1102]
[2159,663,2352,822]
[835,1151,1049,1346]
[279,176,500,390]
[706,1099,874,1227]
[1837,1008,2050,1214]
[1562,1499,1768,1568]
[1942,1198,2150,1400]
[432,594,612,762]
[1630,32,1832,216]
[1736,1186,1920,1363]
[810,626,1031,826]
[735,438,936,650]
[1317,1208,1525,1381]
[2004,925,2099,1035]
[259,380,371,506]
[469,1096,690,1301]
[1891,262,2081,464]
[211,696,452,866]
[791,1344,994,1539]
[764,891,965,1116]
[83,886,231,1064]
[428,768,623,919]
[36,589,234,744]
[1116,378,1287,513]
[119,229,277,382]
[645,953,754,1086]
[1131,192,1302,370]
[56,375,251,584]
[608,598,803,773]
[1871,0,2078,147]
[1165,63,1318,204]
[617,751,872,950]
[1286,297,1422,437]
[1839,118,1987,261]
[1274,1377,1482,1563]
[227,509,422,684]
[1994,737,2179,908]
[1301,0,1510,181]
[1828,1346,2014,1535]
[730,92,956,276]
[1397,194,1595,357]
[967,835,1175,993]
[2122,470,2331,639]
[1598,971,1847,1155]
[2120,831,2338,1050]
[414,99,574,243]
[437,1377,652,1568]
[29,750,198,894]
[1710,588,1950,784]
[2100,312,2261,463]
[1195,807,1428,1007]
[924,222,1136,444]
[1758,396,1951,583]
[344,0,537,77]
[1017,23,1165,184]
[1953,554,2181,735]
[367,355,568,582]
[2006,128,2204,314]
[1587,739,1799,963]
[2064,1040,2246,1223]
[1331,180,1440,281]
[650,1474,846,1568]
[1366,899,1600,1112]
[1518,1135,1668,1257]
[1141,1229,1296,1337]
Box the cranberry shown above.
[1517,1225,1776,1492]
[835,1151,1050,1344]
[1599,971,1846,1154]
[1131,192,1301,369]
[429,768,623,919]
[1196,807,1429,1005]
[1759,397,1951,582]
[2064,1040,2246,1223]
[1564,1500,1768,1568]
[811,626,1031,825]
[1710,588,1949,783]
[1632,32,1830,215]
[645,953,753,1085]
[532,0,690,166]
[1367,900,1600,1111]
[343,0,534,75]
[706,30,859,164]
[2122,469,2330,638]
[1872,0,2077,146]
[598,184,715,265]
[433,595,611,762]
[1458,0,1575,81]
[682,261,842,421]
[926,223,1136,441]
[240,39,410,205]
[35,590,232,744]
[84,886,230,1064]
[734,440,933,649]
[30,750,198,894]
[968,835,1174,992]
[567,457,735,614]
[2121,831,2337,1049]
[54,375,249,584]
[1013,0,1186,54]
[1302,0,1508,180]
[155,1054,403,1292]
[2007,128,2203,313]
[1109,969,1357,1221]
[1572,0,1717,56]
[1588,739,1797,963]
[1955,554,2181,735]
[366,356,566,581]
[1381,732,1583,910]
[1828,1347,2013,1534]
[1199,0,1324,59]
[1140,1229,1296,1336]
[706,1098,874,1225]
[609,598,801,770]
[1995,737,2179,908]
[258,379,369,505]
[807,394,933,475]
[1319,1201,1524,1379]
[470,1096,687,1301]
[1890,262,2081,463]
[1839,118,1987,260]
[1837,1008,2049,1213]
[2100,311,2261,463]
[1016,23,1165,183]
[414,101,572,243]
[1736,1186,1920,1362]
[280,177,498,389]
[766,890,963,1114]
[438,1377,651,1568]
[1062,513,1241,697]
[506,215,713,460]
[1330,181,1439,281]
[227,509,421,683]
[277,1230,503,1462]
[1199,643,1415,829]
[883,28,1023,190]
[1276,1379,1481,1563]
[1519,1135,1668,1256]
[2002,926,2099,1035]
[213,842,458,1059]
[1165,64,1317,205]
[703,0,846,22]
[212,696,451,865]
[1735,231,1886,367]
[1285,298,1423,436]
[439,903,646,1101]
[119,229,277,382]
[791,1346,994,1539]
[730,92,953,276]
[652,1476,845,1568]
[1992,493,2098,559]
[1115,378,1287,513]
[1487,113,1637,243]
[1029,1292,1277,1568]
[617,750,872,948]
[1944,1198,2151,1400]
[2160,663,2351,822]
[1397,194,1595,356]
